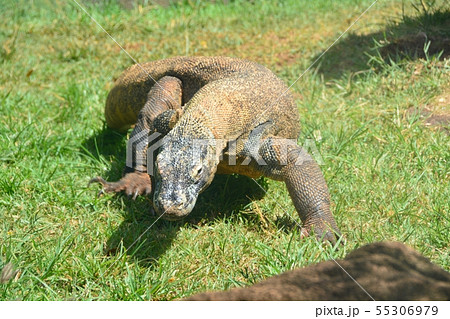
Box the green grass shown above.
[0,0,449,300]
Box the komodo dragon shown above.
[90,56,340,242]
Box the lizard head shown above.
[152,134,220,220]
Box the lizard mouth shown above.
[153,196,197,220]
[161,214,187,221]
[157,208,193,221]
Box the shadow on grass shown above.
[82,125,129,180]
[104,174,268,267]
[313,6,450,79]
[82,128,269,266]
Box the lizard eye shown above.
[192,165,203,179]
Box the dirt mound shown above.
[186,242,450,300]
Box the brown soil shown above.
[406,90,450,134]
[186,241,450,301]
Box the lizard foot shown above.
[89,172,152,200]
[302,222,342,245]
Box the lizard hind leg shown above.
[153,108,184,135]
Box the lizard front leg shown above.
[254,136,341,243]
[90,76,183,199]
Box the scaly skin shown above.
[90,56,341,242]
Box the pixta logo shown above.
[127,130,324,175]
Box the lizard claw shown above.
[302,223,342,246]
[88,176,108,187]
[89,172,152,199]
[299,227,310,239]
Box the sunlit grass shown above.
[0,0,448,300]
